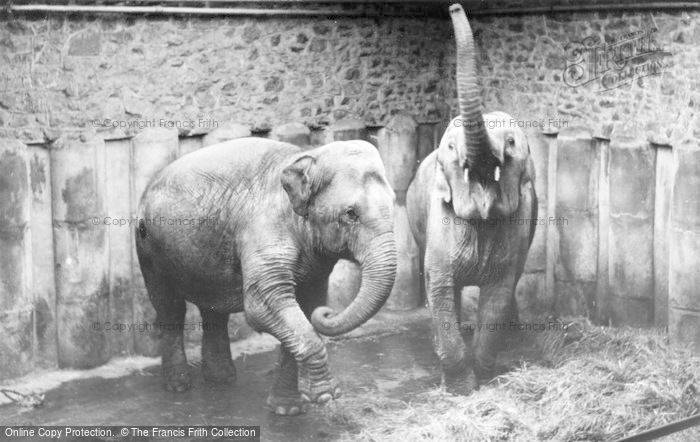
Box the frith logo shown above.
[563,28,673,92]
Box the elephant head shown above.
[281,140,397,336]
[435,4,533,220]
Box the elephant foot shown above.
[267,393,309,416]
[298,377,342,404]
[442,371,477,396]
[162,364,191,393]
[202,359,237,384]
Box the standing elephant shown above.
[135,137,396,416]
[406,4,537,392]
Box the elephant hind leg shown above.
[146,276,190,393]
[199,308,237,384]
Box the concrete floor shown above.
[0,309,539,441]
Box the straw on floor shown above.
[326,318,700,441]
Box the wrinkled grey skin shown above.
[406,5,537,392]
[136,138,396,416]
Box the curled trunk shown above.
[311,232,396,336]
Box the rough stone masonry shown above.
[0,9,698,144]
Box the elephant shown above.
[135,137,397,416]
[406,4,537,392]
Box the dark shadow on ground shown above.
[1,316,542,441]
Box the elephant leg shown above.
[425,270,471,394]
[507,293,519,328]
[154,296,190,392]
[454,286,463,323]
[267,347,307,416]
[473,279,516,384]
[245,296,340,410]
[199,308,237,384]
[141,255,190,392]
[266,278,333,416]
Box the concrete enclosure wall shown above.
[1,6,700,378]
[2,116,697,378]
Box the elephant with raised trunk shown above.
[136,138,396,415]
[406,4,537,392]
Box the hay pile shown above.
[326,318,700,441]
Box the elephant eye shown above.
[448,142,455,150]
[507,136,515,146]
[344,208,359,222]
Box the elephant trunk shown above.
[311,232,396,336]
[449,4,492,174]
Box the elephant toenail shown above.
[334,388,342,398]
[318,393,333,403]
[275,406,286,415]
[289,407,299,415]
[300,393,311,403]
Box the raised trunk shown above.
[449,4,492,173]
[311,232,396,336]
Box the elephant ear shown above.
[281,154,317,216]
[435,161,452,204]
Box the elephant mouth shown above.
[336,249,355,262]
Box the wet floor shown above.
[1,318,540,441]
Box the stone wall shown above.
[1,10,698,144]
[0,15,451,142]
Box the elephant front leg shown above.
[199,308,237,384]
[246,298,340,414]
[473,281,515,384]
[267,347,308,416]
[426,273,472,394]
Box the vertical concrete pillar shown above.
[326,117,367,310]
[544,133,559,313]
[309,128,326,148]
[202,123,251,147]
[130,128,179,355]
[324,117,368,144]
[417,123,441,163]
[607,138,655,327]
[271,122,311,148]
[52,134,110,368]
[554,127,599,317]
[669,141,700,353]
[514,130,549,320]
[0,138,33,379]
[654,145,673,327]
[595,138,611,325]
[29,144,57,365]
[377,113,420,310]
[327,260,363,311]
[105,138,134,356]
